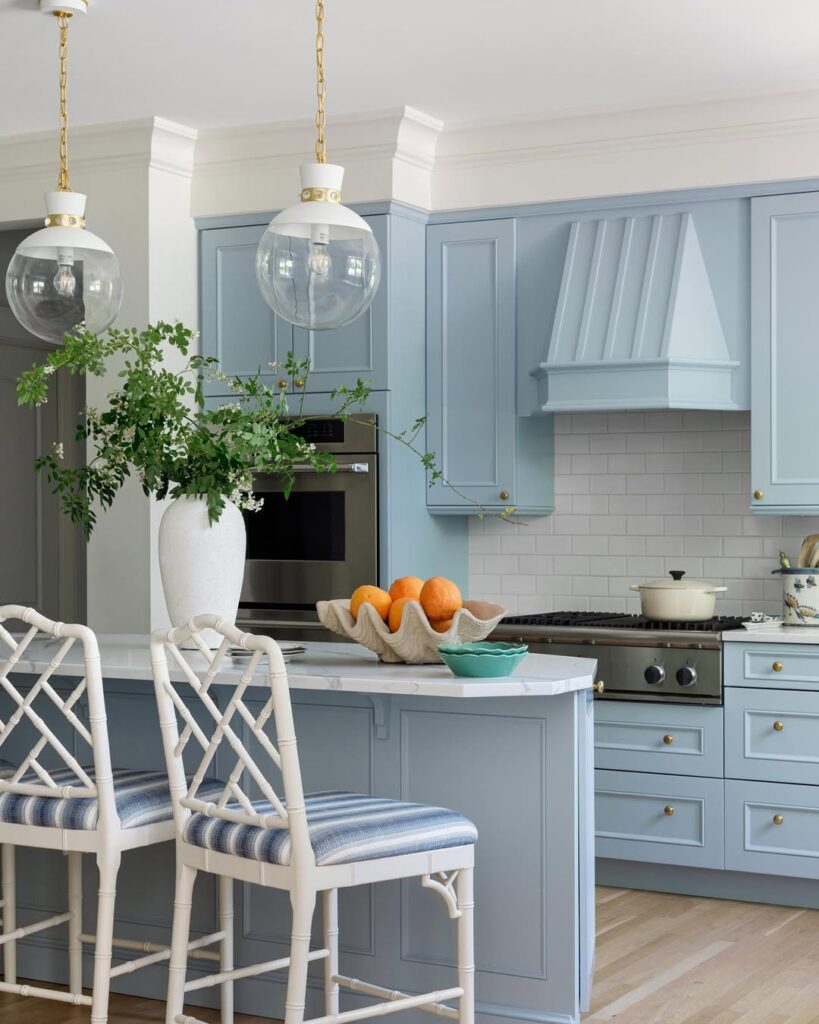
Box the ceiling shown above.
[2,0,819,137]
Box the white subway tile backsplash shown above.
[469,411,817,617]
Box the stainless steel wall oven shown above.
[237,416,378,639]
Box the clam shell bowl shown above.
[316,598,507,664]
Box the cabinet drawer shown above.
[725,686,819,785]
[726,779,819,879]
[725,643,819,692]
[594,702,723,777]
[595,769,724,869]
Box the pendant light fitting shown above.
[5,0,123,343]
[255,0,381,332]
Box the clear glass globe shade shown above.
[256,229,380,331]
[6,247,123,343]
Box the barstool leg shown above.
[90,850,121,1024]
[166,862,197,1024]
[322,889,339,1016]
[1,845,15,985]
[67,851,83,994]
[456,869,475,1024]
[284,888,317,1024]
[218,874,234,1024]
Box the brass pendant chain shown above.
[315,0,326,164]
[57,12,72,192]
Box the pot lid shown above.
[635,570,726,591]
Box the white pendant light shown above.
[256,0,380,332]
[6,0,123,343]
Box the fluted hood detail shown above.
[534,212,739,411]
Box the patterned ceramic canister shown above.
[780,568,819,625]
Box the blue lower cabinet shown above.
[724,642,819,691]
[595,769,725,869]
[594,701,723,777]
[725,779,819,879]
[725,686,819,786]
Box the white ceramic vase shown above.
[158,496,246,647]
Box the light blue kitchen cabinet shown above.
[751,192,819,513]
[200,216,389,396]
[725,686,819,787]
[425,219,554,515]
[199,224,294,396]
[725,778,819,880]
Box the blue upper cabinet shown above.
[751,193,819,513]
[200,225,294,396]
[200,216,388,396]
[292,216,389,393]
[426,219,553,515]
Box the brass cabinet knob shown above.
[773,814,784,825]
[277,378,288,389]
[773,720,784,732]
[592,681,605,695]
[294,378,305,389]
[663,735,674,745]
[772,661,783,673]
[664,806,674,816]
[499,490,510,501]
[753,489,764,500]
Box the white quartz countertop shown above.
[6,636,597,699]
[723,624,819,645]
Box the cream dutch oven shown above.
[630,570,727,621]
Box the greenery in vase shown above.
[17,322,510,540]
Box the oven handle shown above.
[291,462,370,474]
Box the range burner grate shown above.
[501,611,748,632]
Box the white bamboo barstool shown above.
[0,606,234,1024]
[150,615,477,1024]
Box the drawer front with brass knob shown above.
[726,644,819,691]
[594,702,723,777]
[726,779,819,880]
[595,769,725,869]
[725,687,819,786]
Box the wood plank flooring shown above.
[584,887,819,1023]
[9,887,819,1022]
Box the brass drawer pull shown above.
[592,681,605,695]
[753,489,764,500]
[772,661,783,672]
[663,735,674,745]
[773,720,784,732]
[277,378,288,389]
[773,814,784,826]
[664,806,674,816]
[294,377,305,389]
[499,490,510,501]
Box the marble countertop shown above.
[6,636,597,699]
[723,624,819,645]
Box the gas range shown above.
[493,611,748,704]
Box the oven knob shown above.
[676,666,697,687]
[644,665,665,685]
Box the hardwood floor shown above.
[585,887,819,1023]
[9,888,819,1023]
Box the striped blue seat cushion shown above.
[0,768,224,831]
[182,791,478,867]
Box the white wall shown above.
[469,411,819,619]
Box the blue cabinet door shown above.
[200,224,294,396]
[426,219,519,511]
[751,192,819,512]
[292,216,389,393]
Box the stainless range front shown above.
[494,612,747,704]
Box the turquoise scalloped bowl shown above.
[437,641,529,678]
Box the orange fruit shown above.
[388,596,412,633]
[431,618,453,634]
[420,577,463,621]
[389,576,424,602]
[350,585,392,622]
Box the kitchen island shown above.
[4,638,597,1024]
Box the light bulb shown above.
[308,224,331,279]
[52,249,77,299]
